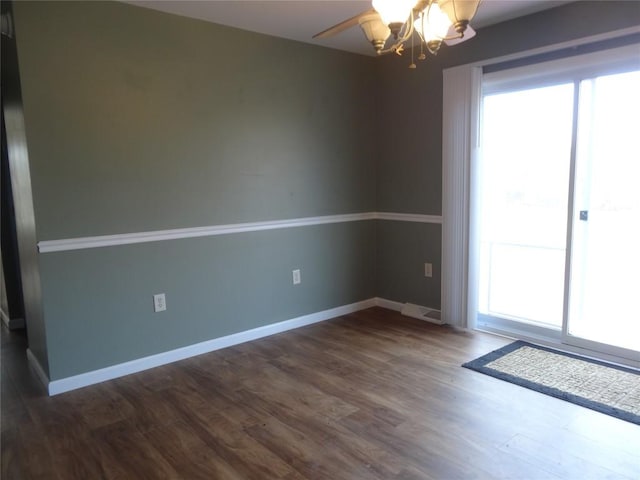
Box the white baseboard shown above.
[42,298,379,396]
[374,298,443,325]
[374,297,404,311]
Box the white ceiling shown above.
[124,0,572,56]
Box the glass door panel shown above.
[478,84,574,329]
[568,70,640,354]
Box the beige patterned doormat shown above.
[462,341,640,425]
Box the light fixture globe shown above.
[372,0,415,26]
[414,4,451,55]
[437,0,481,36]
[358,13,391,54]
[414,3,451,42]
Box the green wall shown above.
[40,222,375,379]
[13,0,378,379]
[376,221,441,308]
[11,0,640,381]
[15,1,377,240]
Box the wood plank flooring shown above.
[2,307,639,479]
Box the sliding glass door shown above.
[567,70,640,356]
[476,48,640,362]
[478,83,573,335]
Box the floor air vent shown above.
[400,303,445,325]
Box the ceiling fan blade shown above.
[444,25,476,46]
[313,8,376,39]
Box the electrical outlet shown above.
[292,269,301,285]
[153,293,166,312]
[424,263,433,278]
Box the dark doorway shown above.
[1,1,26,330]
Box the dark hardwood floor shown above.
[2,307,639,479]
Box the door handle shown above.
[579,210,589,221]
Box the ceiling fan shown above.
[314,0,481,66]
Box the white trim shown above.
[375,298,443,324]
[37,212,443,253]
[375,212,443,224]
[483,43,640,95]
[38,213,375,253]
[27,348,50,390]
[43,298,377,395]
[374,297,405,312]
